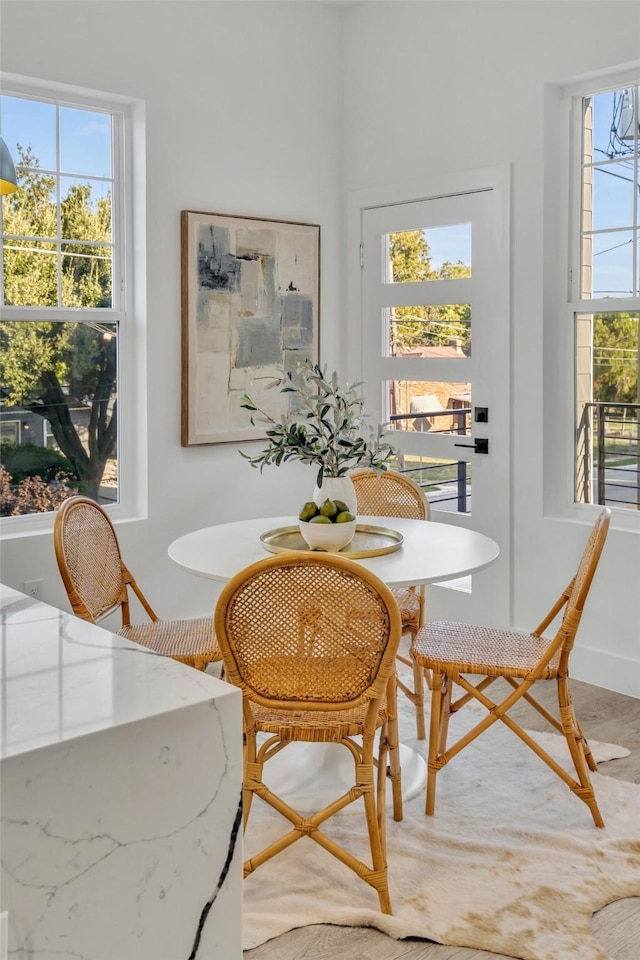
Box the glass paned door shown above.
[357,182,510,623]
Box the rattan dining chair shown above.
[411,508,611,827]
[54,496,220,671]
[214,551,403,915]
[351,468,432,739]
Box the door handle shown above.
[454,438,489,454]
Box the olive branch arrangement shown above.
[240,359,396,488]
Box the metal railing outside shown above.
[577,402,640,509]
[388,407,472,513]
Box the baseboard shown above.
[571,645,640,699]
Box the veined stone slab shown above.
[0,585,243,960]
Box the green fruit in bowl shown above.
[318,498,338,519]
[299,501,319,521]
[333,500,350,514]
[309,514,332,524]
[335,511,355,523]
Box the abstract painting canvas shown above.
[181,210,320,446]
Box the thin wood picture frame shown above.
[181,210,320,446]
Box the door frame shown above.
[346,165,512,625]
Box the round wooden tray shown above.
[260,523,403,558]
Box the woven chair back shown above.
[215,553,401,709]
[557,508,610,653]
[54,496,126,623]
[565,509,610,617]
[351,468,430,521]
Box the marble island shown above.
[0,584,243,960]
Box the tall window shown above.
[572,81,640,510]
[0,81,128,518]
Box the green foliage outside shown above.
[593,312,639,402]
[0,441,79,485]
[1,145,117,505]
[389,231,471,354]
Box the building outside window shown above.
[0,78,131,519]
[572,81,640,511]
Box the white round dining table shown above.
[168,514,500,588]
[168,515,500,809]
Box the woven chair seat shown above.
[119,617,219,664]
[412,620,561,679]
[252,698,387,742]
[392,588,421,627]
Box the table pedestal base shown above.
[259,739,426,811]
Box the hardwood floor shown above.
[243,679,640,960]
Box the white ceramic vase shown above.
[312,475,357,516]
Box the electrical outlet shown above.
[23,579,43,600]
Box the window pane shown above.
[0,421,20,443]
[581,86,639,302]
[385,224,472,283]
[386,305,470,357]
[2,102,115,310]
[589,88,638,162]
[0,95,57,171]
[590,230,635,298]
[0,321,118,516]
[2,171,57,242]
[3,240,58,306]
[60,107,112,178]
[61,243,112,308]
[575,311,640,509]
[61,177,112,243]
[386,380,471,436]
[592,163,636,231]
[389,453,472,515]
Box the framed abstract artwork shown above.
[181,210,320,446]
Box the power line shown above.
[593,237,633,257]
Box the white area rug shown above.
[243,660,640,960]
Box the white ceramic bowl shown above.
[299,518,357,552]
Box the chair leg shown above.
[557,676,604,828]
[396,642,427,740]
[386,674,403,822]
[243,729,258,829]
[426,670,444,815]
[376,722,388,853]
[363,764,392,915]
[579,727,599,773]
[411,655,427,740]
[438,675,452,754]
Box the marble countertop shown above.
[0,584,234,761]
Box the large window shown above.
[0,78,135,521]
[572,81,640,511]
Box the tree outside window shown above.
[1,93,121,516]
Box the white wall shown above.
[0,1,344,623]
[1,1,639,696]
[342,0,640,696]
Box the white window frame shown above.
[0,73,147,537]
[544,63,640,534]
